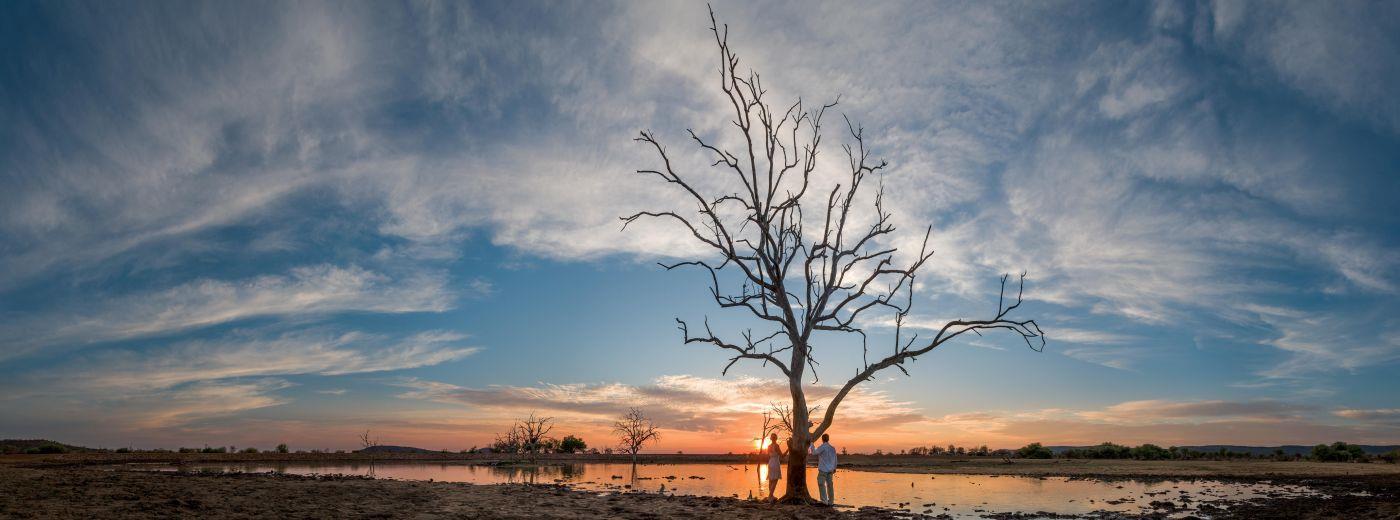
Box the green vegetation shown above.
[1,439,87,454]
[1380,449,1399,464]
[559,435,587,453]
[1016,443,1053,459]
[1130,443,1171,460]
[275,443,289,453]
[907,444,992,456]
[1063,442,1131,459]
[1311,441,1366,462]
[25,443,69,454]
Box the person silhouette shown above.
[766,432,783,503]
[809,433,838,505]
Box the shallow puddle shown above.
[137,461,1320,518]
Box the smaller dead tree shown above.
[517,412,555,458]
[358,429,381,473]
[358,429,380,451]
[613,408,661,465]
[492,425,524,455]
[769,402,820,438]
[755,410,779,456]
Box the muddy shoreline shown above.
[3,455,1397,519]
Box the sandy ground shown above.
[3,455,1398,519]
[0,464,899,520]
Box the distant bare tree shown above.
[755,409,778,454]
[492,425,524,454]
[517,412,554,456]
[625,6,1044,503]
[358,429,381,472]
[358,429,380,451]
[613,408,661,465]
[769,402,820,436]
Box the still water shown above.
[152,461,1318,518]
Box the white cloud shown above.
[1250,306,1400,378]
[397,374,919,433]
[70,329,478,391]
[0,328,477,434]
[123,379,295,430]
[1220,1,1400,135]
[0,264,457,360]
[1333,409,1400,423]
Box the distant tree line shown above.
[475,409,661,461]
[853,441,1399,463]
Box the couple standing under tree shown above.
[765,433,839,505]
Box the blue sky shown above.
[1,0,1398,452]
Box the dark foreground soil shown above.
[1209,474,1400,520]
[0,465,890,519]
[1,463,1396,519]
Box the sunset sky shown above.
[2,1,1398,454]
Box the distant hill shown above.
[0,439,93,454]
[1046,444,1400,457]
[357,445,442,454]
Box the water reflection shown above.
[157,461,1318,518]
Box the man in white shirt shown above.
[810,433,838,505]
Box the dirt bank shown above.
[3,457,1397,519]
[0,465,900,519]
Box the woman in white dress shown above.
[766,432,783,503]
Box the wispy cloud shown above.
[397,374,920,434]
[1333,409,1400,423]
[0,265,457,360]
[69,329,478,391]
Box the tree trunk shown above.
[782,439,812,503]
[780,376,814,503]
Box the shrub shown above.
[22,443,69,454]
[241,447,259,453]
[559,435,587,454]
[1130,444,1170,460]
[1379,449,1399,464]
[1312,442,1366,462]
[1016,443,1053,459]
[1064,442,1131,459]
[275,443,289,454]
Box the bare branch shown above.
[626,5,1043,499]
[614,407,661,464]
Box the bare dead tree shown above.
[755,409,778,453]
[624,5,1044,503]
[358,429,382,470]
[613,408,661,465]
[492,425,524,455]
[358,429,380,451]
[769,402,821,436]
[517,412,555,457]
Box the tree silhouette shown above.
[625,5,1044,502]
[613,408,661,465]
